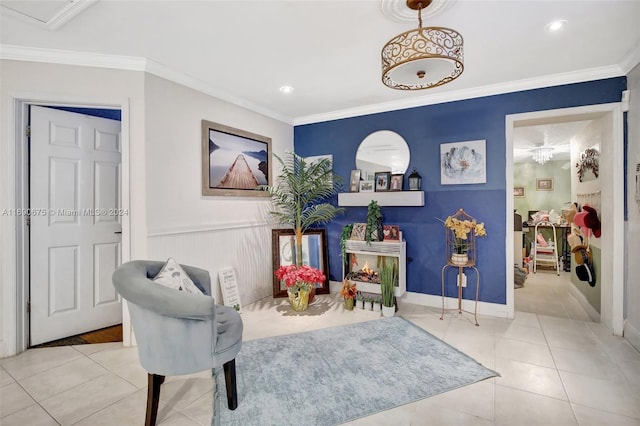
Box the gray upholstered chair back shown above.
[112,260,243,425]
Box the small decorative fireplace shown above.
[343,240,406,296]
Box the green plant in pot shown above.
[261,151,344,302]
[380,262,397,317]
[365,200,383,244]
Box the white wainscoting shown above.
[147,221,274,306]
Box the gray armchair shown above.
[112,260,243,426]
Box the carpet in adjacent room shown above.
[213,316,498,426]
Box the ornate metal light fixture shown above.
[532,146,554,165]
[381,0,464,90]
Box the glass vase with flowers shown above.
[275,265,326,311]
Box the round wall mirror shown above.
[355,130,410,178]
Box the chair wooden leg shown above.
[223,359,238,410]
[145,373,165,426]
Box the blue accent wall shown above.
[294,77,626,305]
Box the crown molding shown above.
[0,0,96,30]
[619,42,640,75]
[0,44,146,70]
[0,44,627,127]
[0,44,293,125]
[294,65,625,125]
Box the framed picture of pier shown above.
[201,120,272,196]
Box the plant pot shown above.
[451,253,469,266]
[373,301,381,312]
[382,305,395,318]
[344,298,355,310]
[288,288,309,312]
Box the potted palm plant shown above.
[262,152,343,304]
[380,262,397,317]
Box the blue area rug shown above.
[213,316,498,426]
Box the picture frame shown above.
[349,169,361,192]
[440,139,487,185]
[271,228,330,298]
[390,174,403,191]
[514,186,526,197]
[359,180,374,193]
[350,223,367,241]
[375,172,391,192]
[536,178,554,191]
[383,225,400,241]
[202,120,272,197]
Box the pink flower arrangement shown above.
[275,264,326,293]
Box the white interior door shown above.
[30,106,122,346]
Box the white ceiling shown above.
[513,120,592,164]
[1,0,639,125]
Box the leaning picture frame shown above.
[349,169,361,192]
[390,174,404,191]
[375,172,391,191]
[202,120,272,197]
[271,229,330,298]
[359,180,374,193]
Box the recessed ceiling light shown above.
[279,86,294,94]
[546,20,567,32]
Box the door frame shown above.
[505,102,625,335]
[1,93,131,357]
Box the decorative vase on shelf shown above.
[451,253,468,266]
[288,288,310,312]
[344,298,355,310]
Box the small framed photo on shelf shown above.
[383,225,400,241]
[375,172,391,191]
[349,170,361,192]
[350,223,367,241]
[359,180,374,193]
[536,178,553,191]
[390,174,403,191]
[514,186,525,197]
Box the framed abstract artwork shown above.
[440,139,487,185]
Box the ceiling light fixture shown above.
[546,20,567,32]
[532,146,554,165]
[279,85,294,94]
[381,0,463,90]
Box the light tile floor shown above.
[2,294,639,426]
[515,270,593,322]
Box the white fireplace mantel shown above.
[343,240,406,297]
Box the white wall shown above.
[143,74,293,305]
[625,64,640,351]
[0,61,293,356]
[0,60,146,356]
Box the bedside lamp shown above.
[408,168,422,191]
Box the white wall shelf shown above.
[337,191,424,207]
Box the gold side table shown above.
[440,263,480,326]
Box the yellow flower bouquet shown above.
[443,214,487,254]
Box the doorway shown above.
[506,103,625,335]
[512,119,595,321]
[27,106,123,346]
[5,98,132,354]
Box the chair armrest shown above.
[113,261,215,320]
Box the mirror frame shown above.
[355,130,411,176]
[271,228,330,298]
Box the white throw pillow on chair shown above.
[153,257,204,294]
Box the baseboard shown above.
[624,321,640,353]
[330,281,512,319]
[568,282,600,322]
